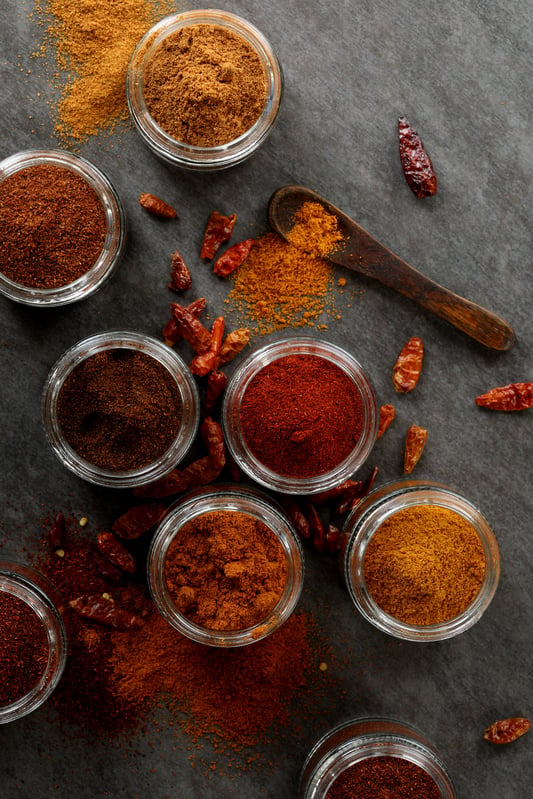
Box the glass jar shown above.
[148,483,304,646]
[222,337,378,495]
[0,561,67,724]
[299,717,456,799]
[0,149,126,306]
[341,480,500,641]
[42,331,200,488]
[126,9,283,170]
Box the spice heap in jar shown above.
[0,590,49,708]
[326,756,441,799]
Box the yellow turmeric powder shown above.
[363,505,485,625]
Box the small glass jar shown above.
[148,483,304,646]
[341,480,500,641]
[42,331,200,488]
[0,560,67,724]
[126,9,283,170]
[0,149,126,306]
[222,337,378,495]
[299,717,457,799]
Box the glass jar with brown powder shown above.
[148,484,304,646]
[126,10,283,169]
[0,150,125,306]
[42,331,199,488]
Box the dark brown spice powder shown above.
[0,590,49,706]
[326,755,440,799]
[56,348,183,471]
[0,164,106,289]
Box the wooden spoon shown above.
[268,185,515,351]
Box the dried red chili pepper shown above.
[132,468,190,499]
[398,116,437,198]
[306,503,326,553]
[200,417,226,471]
[404,425,428,474]
[69,594,144,630]
[325,523,341,553]
[377,404,395,438]
[93,551,122,582]
[224,448,241,482]
[213,239,254,278]
[475,382,533,411]
[313,480,362,505]
[393,337,424,393]
[170,302,212,354]
[163,297,207,346]
[182,455,223,488]
[168,250,192,293]
[96,531,136,574]
[346,466,379,512]
[190,317,225,377]
[200,211,236,259]
[213,327,251,368]
[47,512,66,551]
[484,717,531,744]
[112,503,167,540]
[280,497,310,540]
[201,369,227,419]
[335,483,365,515]
[138,192,177,219]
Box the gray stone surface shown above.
[0,0,531,796]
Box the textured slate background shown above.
[0,0,531,796]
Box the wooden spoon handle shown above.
[345,235,516,352]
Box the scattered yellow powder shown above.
[34,0,175,142]
[226,232,335,336]
[286,200,344,258]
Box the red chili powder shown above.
[239,354,364,477]
[0,590,49,706]
[326,755,440,799]
[0,164,106,289]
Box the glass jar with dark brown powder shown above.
[127,10,283,169]
[0,150,126,306]
[0,560,67,724]
[148,484,304,646]
[42,331,199,488]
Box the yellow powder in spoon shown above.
[34,0,176,142]
[286,200,345,257]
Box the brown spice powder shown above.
[0,164,106,288]
[143,24,267,147]
[286,200,344,258]
[226,232,335,335]
[164,510,288,631]
[35,0,174,141]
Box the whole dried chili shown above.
[163,297,206,346]
[112,503,166,540]
[200,417,226,471]
[96,531,137,574]
[484,717,531,744]
[132,468,191,499]
[0,590,49,707]
[306,503,326,553]
[69,594,144,630]
[47,511,66,551]
[326,755,440,799]
[404,424,428,474]
[239,354,364,478]
[213,238,255,277]
[170,302,212,353]
[213,327,251,368]
[281,497,311,540]
[200,369,227,418]
[392,336,424,393]
[200,211,236,259]
[312,480,362,505]
[190,316,225,376]
[168,249,192,292]
[138,192,177,219]
[377,403,395,438]
[398,116,437,198]
[475,382,533,411]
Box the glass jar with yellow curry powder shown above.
[126,10,283,170]
[341,480,500,641]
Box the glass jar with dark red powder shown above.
[0,561,67,724]
[42,331,199,488]
[299,717,457,799]
[222,337,378,494]
[0,150,126,306]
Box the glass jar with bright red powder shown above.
[0,561,67,724]
[222,337,378,494]
[299,717,457,799]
